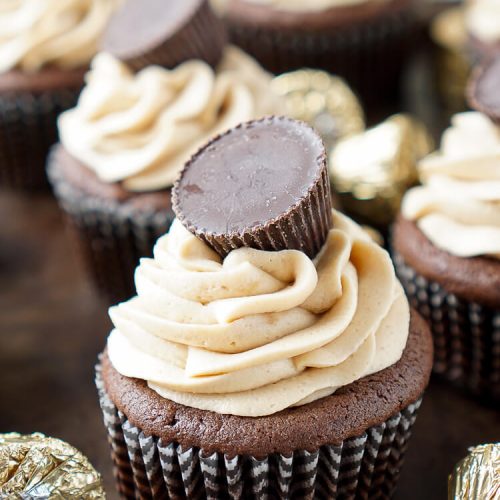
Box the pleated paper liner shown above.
[393,251,500,401]
[116,0,226,72]
[96,362,423,500]
[0,88,81,191]
[226,7,417,114]
[47,153,174,305]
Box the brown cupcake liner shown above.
[124,0,226,71]
[96,361,423,499]
[393,251,500,401]
[0,88,81,190]
[47,152,174,305]
[226,8,417,110]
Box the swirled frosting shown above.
[465,0,500,44]
[58,47,283,191]
[402,112,500,259]
[212,0,388,13]
[0,0,119,73]
[107,210,410,417]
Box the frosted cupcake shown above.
[48,48,285,303]
[392,93,500,399]
[0,0,119,190]
[212,0,419,111]
[97,116,433,498]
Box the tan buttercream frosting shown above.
[0,0,119,73]
[465,0,500,44]
[212,0,388,13]
[107,210,410,417]
[402,112,500,260]
[58,47,284,191]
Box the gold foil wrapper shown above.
[329,114,434,228]
[449,443,500,500]
[431,7,470,116]
[0,433,105,498]
[271,69,365,151]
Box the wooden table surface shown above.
[0,189,498,499]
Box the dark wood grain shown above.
[0,189,498,499]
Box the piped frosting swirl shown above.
[58,47,284,191]
[402,112,500,259]
[0,0,119,73]
[107,210,409,417]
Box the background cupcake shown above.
[0,0,119,190]
[392,69,500,400]
[48,48,285,304]
[465,0,500,62]
[97,117,433,498]
[212,0,419,116]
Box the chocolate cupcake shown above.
[48,49,285,304]
[391,66,500,400]
[212,0,419,114]
[97,116,433,498]
[0,0,119,190]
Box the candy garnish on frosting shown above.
[106,210,410,417]
[58,47,284,191]
[0,0,119,73]
[402,112,500,259]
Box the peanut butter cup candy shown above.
[173,116,333,258]
[101,0,226,71]
[468,56,500,124]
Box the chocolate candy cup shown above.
[101,0,226,71]
[467,56,500,124]
[173,116,332,259]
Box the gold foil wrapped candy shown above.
[449,444,500,500]
[271,69,365,151]
[0,433,105,498]
[329,114,433,228]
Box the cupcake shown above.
[392,62,500,400]
[465,0,500,62]
[431,0,500,117]
[96,116,433,498]
[0,0,119,190]
[212,0,419,113]
[48,47,285,304]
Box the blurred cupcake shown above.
[0,0,119,190]
[48,48,285,303]
[212,0,419,112]
[465,0,500,61]
[392,65,500,399]
[97,117,433,499]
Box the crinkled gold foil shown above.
[431,7,470,115]
[271,69,365,151]
[0,433,105,498]
[329,114,433,227]
[449,443,500,500]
